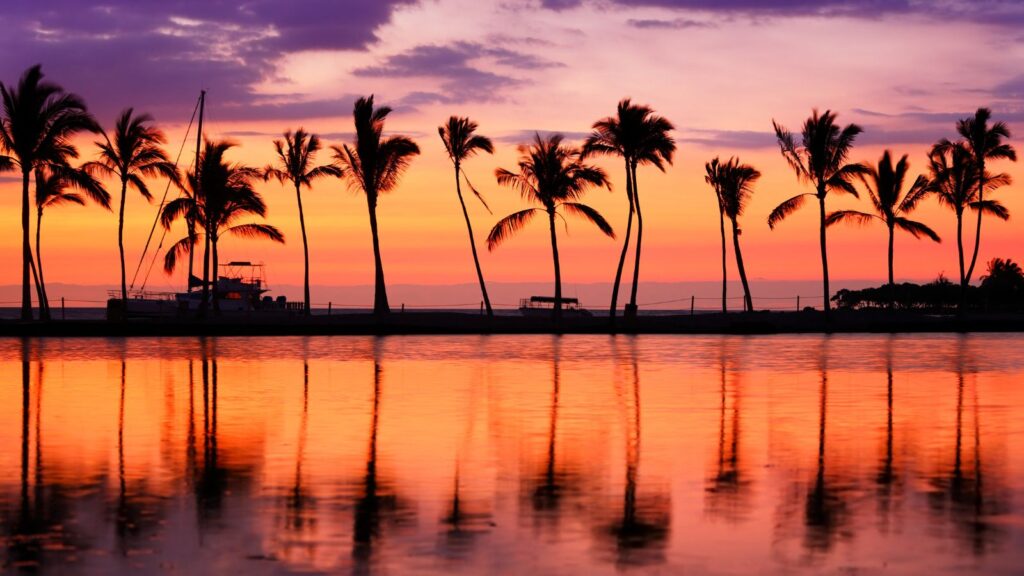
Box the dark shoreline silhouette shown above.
[0,309,1021,337]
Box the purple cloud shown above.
[627,18,716,29]
[0,1,416,122]
[354,42,561,106]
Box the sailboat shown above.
[106,92,297,320]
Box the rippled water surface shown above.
[1,334,1023,575]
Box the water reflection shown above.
[705,340,751,522]
[0,334,1021,575]
[926,336,1008,556]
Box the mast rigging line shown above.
[129,94,202,292]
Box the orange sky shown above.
[0,1,1021,299]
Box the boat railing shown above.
[107,290,178,302]
[519,296,582,310]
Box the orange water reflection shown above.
[1,334,1022,574]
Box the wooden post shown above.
[328,301,332,316]
[797,295,801,311]
[690,295,695,316]
[61,297,65,321]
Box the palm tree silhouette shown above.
[439,116,496,317]
[85,109,178,304]
[331,96,420,316]
[769,110,867,319]
[32,166,109,319]
[939,109,1017,309]
[928,142,1010,301]
[826,151,940,306]
[706,157,760,312]
[264,129,342,315]
[487,133,614,322]
[582,100,675,320]
[705,158,729,313]
[161,139,284,313]
[0,65,100,320]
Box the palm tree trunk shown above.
[887,224,896,309]
[454,164,492,317]
[719,206,727,313]
[21,169,33,321]
[200,216,211,316]
[118,178,128,303]
[186,217,196,291]
[731,217,753,313]
[367,195,389,315]
[626,163,642,319]
[35,208,50,320]
[965,173,985,286]
[818,194,831,320]
[610,158,634,324]
[548,209,562,323]
[211,234,220,315]
[295,181,311,315]
[957,211,967,313]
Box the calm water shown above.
[1,335,1023,575]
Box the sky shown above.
[0,0,1022,303]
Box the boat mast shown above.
[187,90,205,292]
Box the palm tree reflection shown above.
[4,339,79,569]
[598,337,669,568]
[875,335,902,529]
[803,338,849,552]
[927,336,1006,555]
[524,336,578,524]
[706,340,751,521]
[351,338,410,573]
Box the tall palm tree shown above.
[85,108,178,304]
[928,142,1011,302]
[769,110,867,319]
[263,129,342,315]
[943,108,1017,301]
[439,116,495,317]
[0,64,100,320]
[705,158,729,312]
[707,157,760,312]
[331,96,419,316]
[486,133,614,322]
[582,99,675,320]
[826,150,940,305]
[161,139,284,312]
[33,165,110,318]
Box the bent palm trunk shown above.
[818,194,831,320]
[35,208,50,320]
[454,164,492,317]
[610,161,634,324]
[118,179,128,303]
[548,209,562,323]
[295,182,311,315]
[719,206,727,313]
[730,217,753,313]
[626,163,643,319]
[367,196,390,315]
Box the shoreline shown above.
[1,310,1022,337]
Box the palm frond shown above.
[768,193,812,229]
[561,202,614,238]
[894,217,941,242]
[224,223,286,243]
[486,208,539,251]
[825,210,878,228]
[970,199,1010,220]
